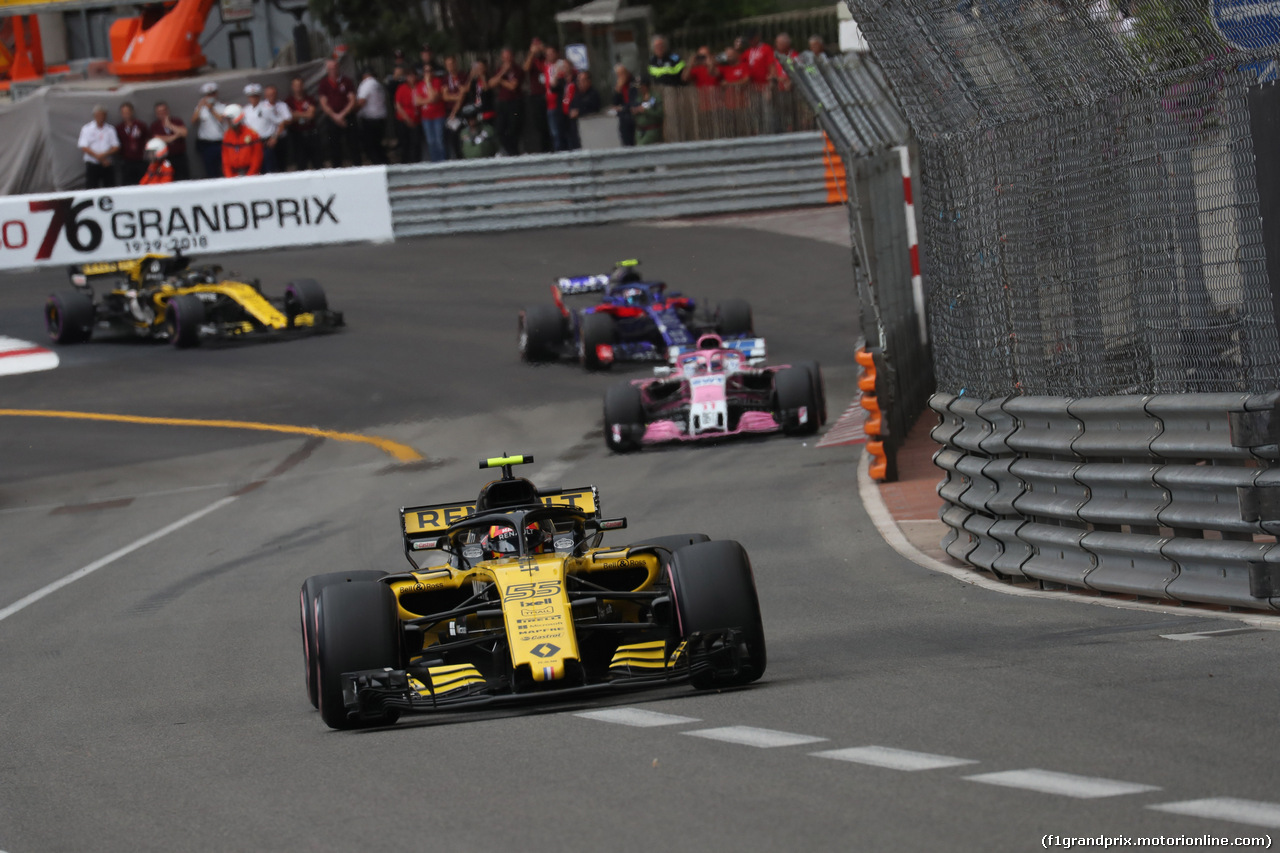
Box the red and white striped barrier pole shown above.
[896,145,928,345]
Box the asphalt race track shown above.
[2,218,1279,852]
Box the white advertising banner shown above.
[0,167,394,271]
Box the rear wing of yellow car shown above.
[400,486,601,554]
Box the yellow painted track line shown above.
[0,409,423,463]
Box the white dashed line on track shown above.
[964,769,1160,799]
[681,726,827,748]
[574,707,700,727]
[811,746,979,771]
[1149,798,1280,828]
[0,496,238,625]
[1160,628,1262,641]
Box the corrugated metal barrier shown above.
[931,391,1280,611]
[386,133,845,238]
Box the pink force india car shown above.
[603,333,828,452]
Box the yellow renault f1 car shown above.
[45,254,343,348]
[299,455,766,730]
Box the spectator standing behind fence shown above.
[745,32,774,89]
[771,34,798,90]
[417,61,448,162]
[192,81,226,179]
[286,76,319,170]
[612,65,638,146]
[263,86,292,167]
[394,66,422,163]
[243,84,284,173]
[802,35,827,63]
[465,59,497,124]
[116,102,149,185]
[688,45,722,112]
[634,77,664,146]
[543,48,568,151]
[441,56,467,159]
[140,138,174,185]
[491,48,524,156]
[356,68,388,165]
[78,105,119,189]
[565,70,600,151]
[648,35,688,87]
[523,38,551,153]
[459,104,498,159]
[221,104,263,177]
[149,101,188,180]
[719,47,750,109]
[318,58,358,167]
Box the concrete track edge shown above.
[854,448,1280,630]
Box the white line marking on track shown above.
[0,496,237,624]
[574,707,701,727]
[964,769,1160,799]
[1149,798,1280,828]
[811,745,979,771]
[1160,628,1261,641]
[681,726,827,748]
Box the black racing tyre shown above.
[791,359,828,426]
[284,278,328,319]
[631,533,711,553]
[716,298,753,337]
[668,540,766,689]
[519,303,565,362]
[578,311,616,370]
[774,366,819,436]
[316,581,402,730]
[604,382,645,452]
[45,290,95,344]
[165,294,205,348]
[300,570,386,709]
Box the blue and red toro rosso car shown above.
[517,260,766,370]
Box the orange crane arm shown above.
[109,0,219,81]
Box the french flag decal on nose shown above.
[543,665,555,681]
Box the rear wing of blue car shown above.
[556,275,611,295]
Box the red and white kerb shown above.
[0,335,58,376]
[897,145,928,346]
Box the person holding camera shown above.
[191,81,227,178]
[459,104,498,159]
[523,37,552,153]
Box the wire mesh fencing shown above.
[844,0,1280,398]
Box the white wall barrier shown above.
[0,166,394,271]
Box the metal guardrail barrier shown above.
[930,391,1280,611]
[386,133,842,238]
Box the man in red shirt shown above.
[416,62,449,161]
[394,66,422,163]
[719,47,750,110]
[744,32,775,88]
[687,45,721,112]
[286,75,319,170]
[317,58,357,166]
[771,32,799,90]
[522,37,551,153]
[116,102,150,185]
[148,101,188,180]
[490,47,524,155]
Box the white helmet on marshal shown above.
[223,103,244,125]
[144,137,168,159]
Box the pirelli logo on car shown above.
[402,488,599,534]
